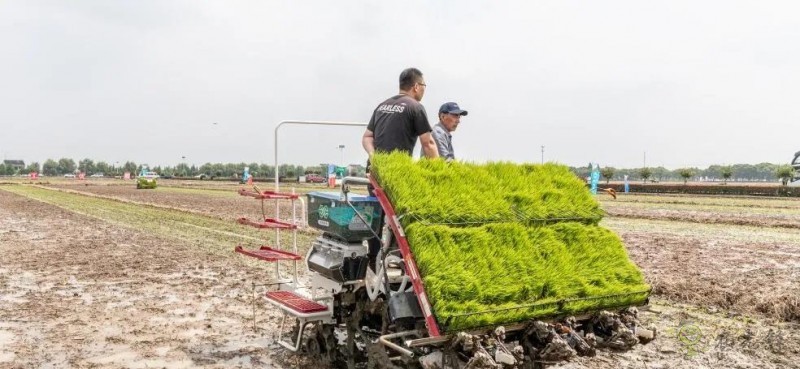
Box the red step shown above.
[238,188,299,200]
[266,291,328,313]
[235,246,302,261]
[237,217,298,230]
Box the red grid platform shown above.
[234,246,301,261]
[266,291,328,313]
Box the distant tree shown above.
[678,168,694,184]
[78,158,95,174]
[259,164,275,178]
[278,164,292,177]
[25,162,40,173]
[210,163,225,177]
[175,163,190,177]
[600,167,615,184]
[95,161,110,175]
[649,166,661,182]
[776,165,794,185]
[720,166,733,184]
[572,165,591,180]
[225,163,244,177]
[122,161,138,175]
[199,163,213,176]
[247,162,260,177]
[42,159,58,176]
[57,158,76,175]
[639,167,652,184]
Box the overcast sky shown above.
[2,1,799,169]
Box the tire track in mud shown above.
[40,183,316,233]
[0,185,315,263]
[604,208,800,230]
[604,217,800,323]
[599,194,800,210]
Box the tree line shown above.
[0,158,361,179]
[570,163,797,185]
[1,158,794,184]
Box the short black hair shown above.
[399,68,423,91]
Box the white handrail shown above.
[273,120,368,192]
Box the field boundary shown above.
[603,183,800,197]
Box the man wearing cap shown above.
[431,102,468,161]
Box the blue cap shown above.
[438,102,468,116]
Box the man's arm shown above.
[419,132,440,159]
[362,129,375,157]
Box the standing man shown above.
[361,68,438,271]
[362,67,439,160]
[431,102,468,161]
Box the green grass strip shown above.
[0,185,313,260]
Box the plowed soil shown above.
[1,181,799,368]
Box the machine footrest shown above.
[266,291,329,315]
[238,188,300,200]
[237,217,298,230]
[235,246,302,261]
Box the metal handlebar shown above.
[342,176,370,187]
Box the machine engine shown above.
[306,234,369,283]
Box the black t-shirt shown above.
[367,94,432,156]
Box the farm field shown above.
[1,179,799,368]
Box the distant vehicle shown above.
[305,174,325,183]
[160,174,174,179]
[194,173,214,180]
[792,151,800,172]
[137,170,158,189]
[790,151,800,186]
[64,174,76,178]
[90,173,104,178]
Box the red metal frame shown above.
[266,291,328,313]
[237,217,298,230]
[235,245,302,261]
[238,188,300,200]
[369,174,441,337]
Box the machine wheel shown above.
[301,324,340,366]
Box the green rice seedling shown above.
[369,154,648,331]
[370,153,603,225]
[405,222,649,331]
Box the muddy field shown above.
[1,180,799,368]
[601,194,800,229]
[44,180,328,223]
[0,188,314,368]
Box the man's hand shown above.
[419,132,440,159]
[362,129,375,157]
